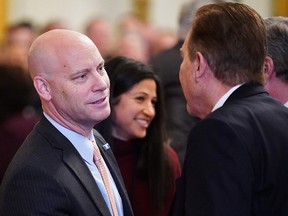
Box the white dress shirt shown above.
[212,84,243,112]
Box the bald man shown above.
[0,29,134,216]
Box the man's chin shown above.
[95,110,111,122]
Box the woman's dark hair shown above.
[96,56,175,210]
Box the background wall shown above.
[6,0,272,34]
[0,0,7,41]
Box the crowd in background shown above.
[0,13,178,69]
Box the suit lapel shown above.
[62,150,111,216]
[37,118,111,216]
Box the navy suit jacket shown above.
[0,117,134,216]
[171,82,288,216]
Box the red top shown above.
[0,113,39,183]
[113,138,181,216]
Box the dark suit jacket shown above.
[0,117,134,216]
[171,82,288,216]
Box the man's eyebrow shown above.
[68,68,90,79]
[75,68,90,74]
[98,61,105,68]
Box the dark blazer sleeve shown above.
[1,165,72,216]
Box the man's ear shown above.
[33,75,52,101]
[194,51,209,82]
[264,56,275,83]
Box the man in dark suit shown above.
[149,0,226,166]
[171,2,288,216]
[0,29,134,216]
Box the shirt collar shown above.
[284,101,288,108]
[43,113,95,165]
[212,84,243,112]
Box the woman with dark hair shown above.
[95,56,181,216]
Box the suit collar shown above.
[44,113,95,165]
[226,81,268,103]
[62,148,111,216]
[212,84,242,112]
[36,117,113,216]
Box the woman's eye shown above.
[135,96,145,102]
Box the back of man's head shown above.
[187,2,266,85]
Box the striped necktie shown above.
[93,142,119,216]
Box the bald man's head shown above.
[27,29,110,135]
[28,29,97,79]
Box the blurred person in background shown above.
[0,64,39,183]
[150,29,177,57]
[264,16,288,107]
[41,19,69,33]
[116,12,159,62]
[86,17,113,61]
[0,21,37,70]
[114,31,149,63]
